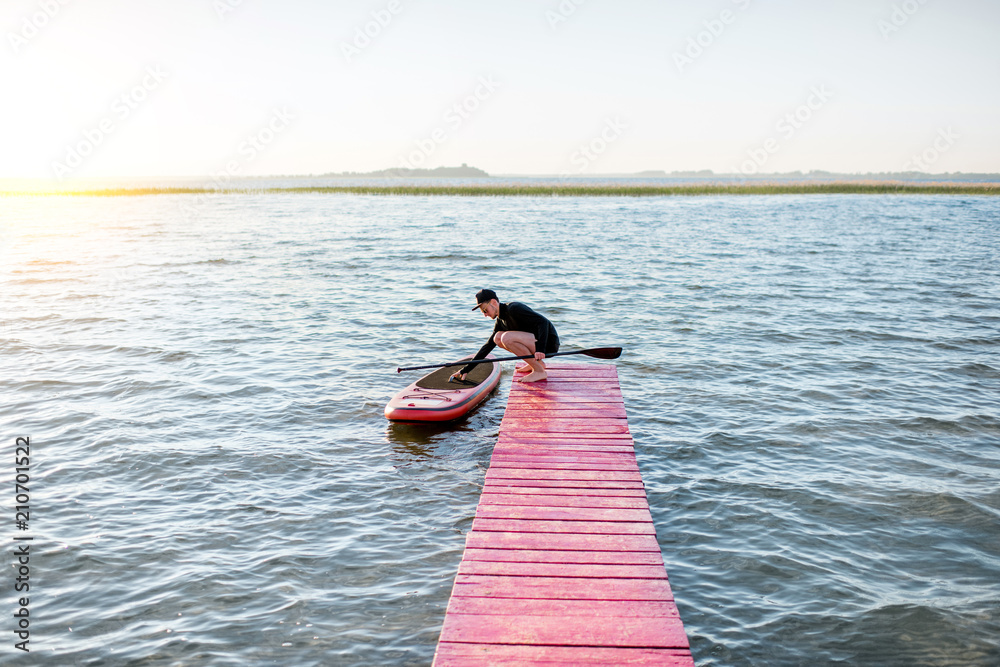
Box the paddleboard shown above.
[385,355,501,422]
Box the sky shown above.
[2,0,999,180]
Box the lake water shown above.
[1,193,997,666]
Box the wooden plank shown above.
[461,549,665,566]
[505,401,626,410]
[486,469,643,482]
[451,575,674,601]
[492,445,636,455]
[483,479,646,491]
[488,461,640,472]
[500,436,634,445]
[481,485,648,497]
[490,454,638,465]
[439,613,689,649]
[499,421,630,434]
[475,505,653,524]
[434,643,695,666]
[458,560,667,579]
[493,442,635,460]
[464,531,662,552]
[478,494,649,509]
[472,518,656,535]
[490,451,638,462]
[446,597,678,618]
[504,395,625,405]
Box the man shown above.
[450,289,559,384]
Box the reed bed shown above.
[5,182,999,197]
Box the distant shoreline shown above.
[5,182,999,197]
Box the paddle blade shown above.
[580,347,622,360]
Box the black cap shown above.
[472,289,498,309]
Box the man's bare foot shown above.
[516,361,545,373]
[517,370,548,383]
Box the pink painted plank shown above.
[434,643,694,666]
[509,389,624,399]
[472,518,656,535]
[505,402,627,410]
[510,384,624,394]
[446,597,677,618]
[475,505,653,524]
[491,450,637,460]
[478,494,649,509]
[505,396,626,406]
[516,363,619,374]
[451,575,674,601]
[488,462,640,472]
[464,531,662,552]
[483,479,646,491]
[505,411,629,420]
[493,444,636,455]
[461,549,665,566]
[489,455,638,465]
[500,421,630,434]
[499,437,634,446]
[492,446,636,456]
[515,369,620,379]
[486,469,643,481]
[481,484,648,497]
[438,613,689,649]
[490,454,637,464]
[501,415,628,422]
[458,560,667,579]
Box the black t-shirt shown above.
[460,301,559,375]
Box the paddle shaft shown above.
[396,347,621,373]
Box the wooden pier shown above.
[433,363,693,666]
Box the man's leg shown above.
[495,331,547,382]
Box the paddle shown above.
[396,347,622,373]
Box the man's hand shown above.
[534,352,546,361]
[449,371,467,382]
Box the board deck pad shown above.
[416,357,495,390]
[432,363,693,666]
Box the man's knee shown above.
[494,332,505,346]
